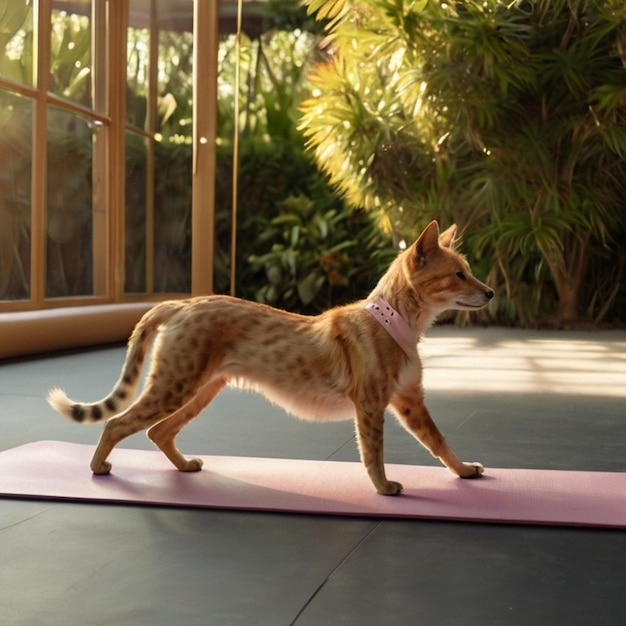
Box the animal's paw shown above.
[459,462,484,478]
[91,460,112,475]
[377,480,404,496]
[178,457,204,472]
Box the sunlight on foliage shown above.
[300,0,626,325]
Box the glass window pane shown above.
[127,6,149,131]
[124,0,193,296]
[50,0,93,108]
[46,106,102,298]
[153,4,192,293]
[125,131,147,294]
[157,26,193,140]
[0,89,32,301]
[0,0,34,86]
[154,140,191,293]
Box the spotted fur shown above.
[47,221,494,495]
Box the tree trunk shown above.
[539,232,588,324]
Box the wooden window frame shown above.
[0,0,217,358]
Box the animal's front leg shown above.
[354,405,403,495]
[147,377,226,471]
[391,384,484,478]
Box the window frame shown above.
[0,0,217,315]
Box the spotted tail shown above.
[46,299,188,423]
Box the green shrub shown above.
[215,137,395,312]
[300,0,626,326]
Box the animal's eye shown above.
[456,271,466,280]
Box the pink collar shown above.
[365,296,417,355]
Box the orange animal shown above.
[48,221,494,495]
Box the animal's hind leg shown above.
[147,377,226,471]
[90,389,166,475]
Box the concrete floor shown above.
[1,326,625,626]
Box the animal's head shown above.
[396,221,494,313]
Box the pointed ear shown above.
[414,220,441,267]
[439,224,457,249]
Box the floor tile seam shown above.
[0,391,45,399]
[0,507,51,532]
[288,520,383,625]
[450,409,479,435]
[325,435,357,461]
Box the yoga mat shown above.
[1,441,624,528]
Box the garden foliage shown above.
[300,0,626,325]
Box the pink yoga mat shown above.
[1,441,624,528]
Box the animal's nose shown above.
[485,289,494,300]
